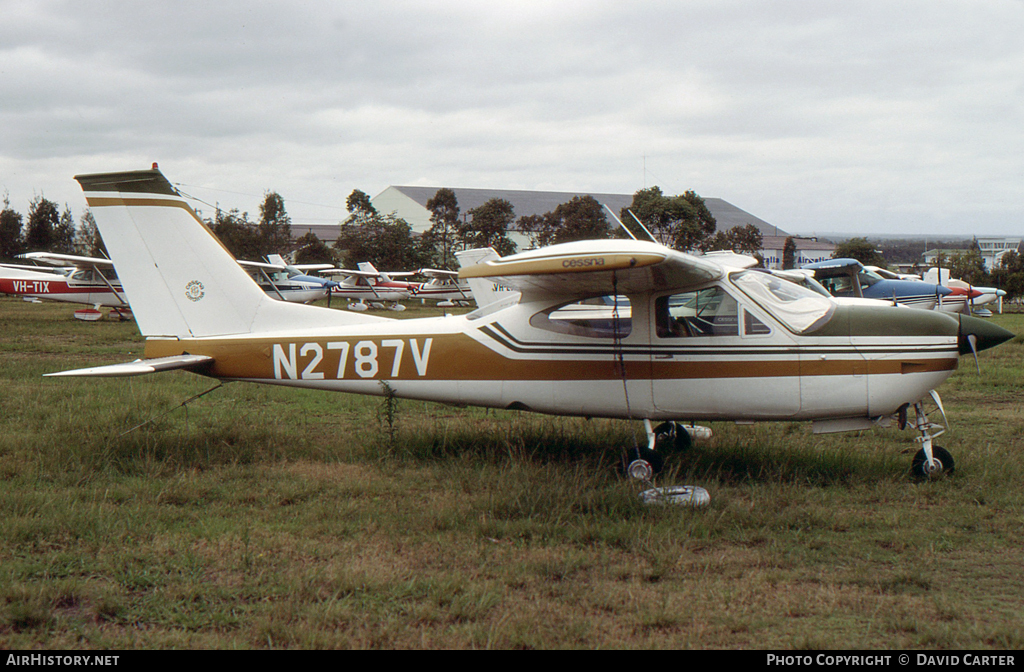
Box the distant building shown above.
[291,186,835,264]
[977,237,1021,270]
[760,236,836,270]
[368,186,825,261]
[923,248,967,266]
[922,238,1021,271]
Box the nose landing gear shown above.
[908,391,955,479]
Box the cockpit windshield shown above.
[857,269,884,287]
[730,270,835,334]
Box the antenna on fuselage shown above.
[603,204,636,240]
[603,204,657,243]
[626,209,658,243]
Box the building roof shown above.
[384,186,788,239]
[761,235,835,251]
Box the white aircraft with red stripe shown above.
[411,268,473,306]
[0,252,131,320]
[321,262,420,311]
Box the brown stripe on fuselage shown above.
[143,333,958,382]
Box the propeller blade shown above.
[968,333,980,374]
[928,389,949,429]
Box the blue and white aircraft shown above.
[802,258,954,311]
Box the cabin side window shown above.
[655,286,739,338]
[71,270,96,283]
[818,274,856,296]
[744,309,771,336]
[530,295,632,338]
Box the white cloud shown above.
[1,0,1023,236]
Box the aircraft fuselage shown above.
[141,278,963,423]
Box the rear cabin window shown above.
[530,295,631,338]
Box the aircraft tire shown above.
[653,422,693,453]
[911,446,955,478]
[621,447,664,477]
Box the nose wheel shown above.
[909,393,955,479]
[911,445,955,478]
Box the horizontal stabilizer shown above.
[45,354,213,378]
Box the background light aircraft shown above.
[864,266,923,282]
[51,168,1014,485]
[321,262,419,311]
[412,268,473,306]
[0,252,131,320]
[803,258,957,311]
[921,268,1005,316]
[238,254,338,304]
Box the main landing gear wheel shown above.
[623,447,664,480]
[911,446,955,478]
[653,422,693,453]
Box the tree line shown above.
[334,185,762,271]
[1,184,765,276]
[0,193,104,260]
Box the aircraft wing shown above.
[418,268,459,278]
[319,268,381,278]
[45,354,214,378]
[457,240,722,297]
[802,258,864,272]
[291,263,334,272]
[19,252,115,267]
[0,263,72,275]
[238,259,287,272]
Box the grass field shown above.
[1,296,1023,649]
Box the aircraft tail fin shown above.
[75,168,383,338]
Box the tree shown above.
[524,195,611,248]
[947,246,988,286]
[0,194,23,260]
[210,207,263,260]
[53,205,77,254]
[258,191,292,254]
[622,186,717,252]
[74,210,105,257]
[782,236,797,270]
[424,188,460,269]
[831,237,885,267]
[346,189,376,218]
[293,231,335,265]
[24,195,60,252]
[335,189,428,270]
[991,250,1024,300]
[460,198,517,256]
[707,223,763,256]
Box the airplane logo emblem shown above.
[185,280,205,302]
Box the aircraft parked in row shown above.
[921,268,1006,316]
[238,254,338,304]
[802,258,972,312]
[48,168,1014,488]
[0,252,131,320]
[2,251,338,318]
[411,268,474,306]
[321,262,419,311]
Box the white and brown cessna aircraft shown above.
[49,168,1013,481]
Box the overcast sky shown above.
[2,0,1023,238]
